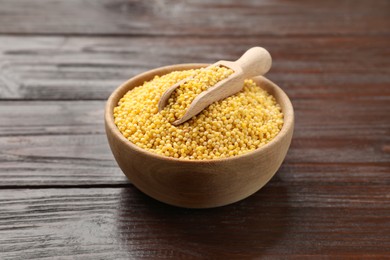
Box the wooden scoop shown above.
[158,47,272,125]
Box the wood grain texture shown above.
[0,101,104,136]
[1,133,387,187]
[0,186,389,259]
[1,99,389,137]
[0,0,389,36]
[0,35,389,100]
[0,133,126,187]
[0,130,387,187]
[0,0,389,256]
[0,97,388,187]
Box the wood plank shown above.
[0,162,127,187]
[0,130,373,167]
[1,99,389,136]
[0,101,104,136]
[0,97,388,186]
[0,0,389,36]
[2,160,388,188]
[0,130,388,186]
[0,35,389,100]
[0,133,127,186]
[0,186,389,258]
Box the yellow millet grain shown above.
[165,66,234,121]
[113,69,284,160]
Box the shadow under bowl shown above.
[105,63,294,208]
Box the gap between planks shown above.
[0,183,132,190]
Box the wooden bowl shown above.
[105,64,294,208]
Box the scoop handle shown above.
[234,47,272,78]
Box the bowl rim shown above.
[105,63,294,164]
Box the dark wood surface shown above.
[0,0,389,258]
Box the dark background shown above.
[0,0,389,258]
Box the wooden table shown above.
[1,1,389,258]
